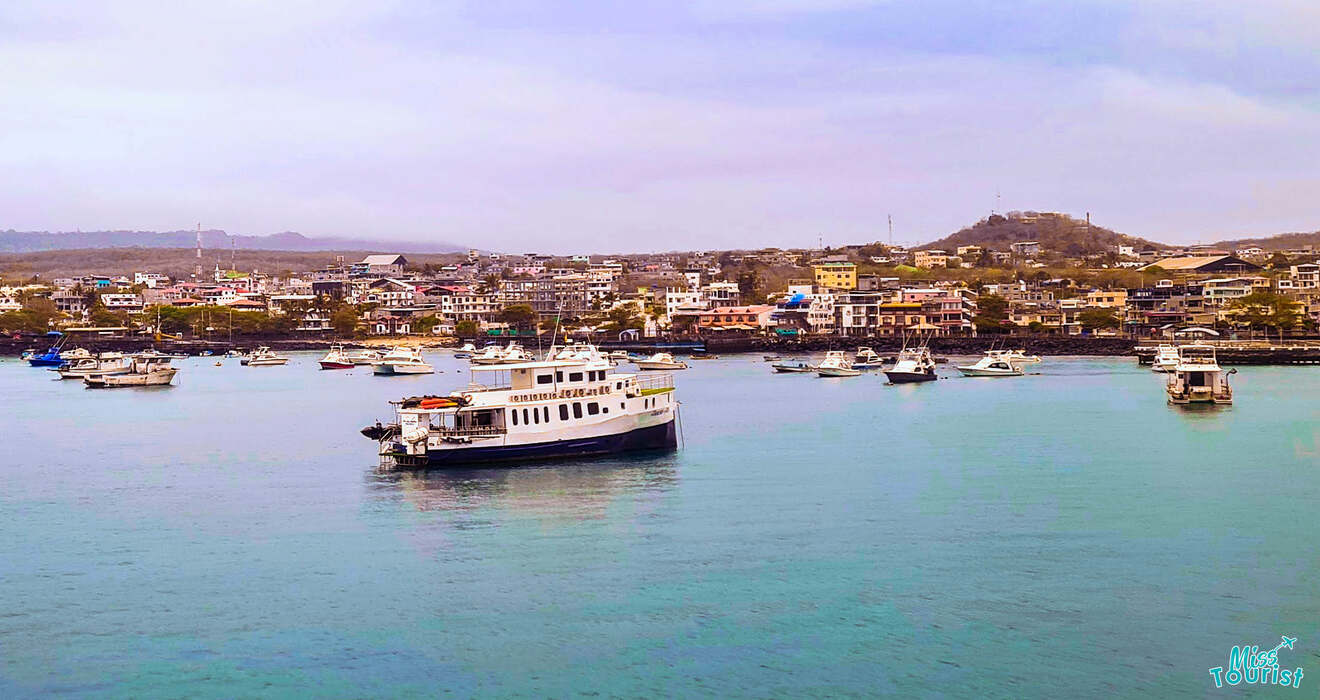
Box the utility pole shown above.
[888,215,893,246]
[194,223,203,280]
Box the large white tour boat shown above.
[84,354,178,388]
[365,344,678,468]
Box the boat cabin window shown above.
[537,373,554,385]
[587,402,599,415]
[569,372,583,382]
[459,409,499,429]
[532,408,540,424]
[555,371,564,382]
[542,407,549,423]
[559,404,569,421]
[512,410,519,426]
[573,403,583,419]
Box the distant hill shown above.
[920,212,1167,255]
[1210,230,1320,251]
[0,229,465,254]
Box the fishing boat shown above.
[955,351,1025,377]
[318,344,355,370]
[27,333,88,367]
[884,346,938,383]
[634,352,688,371]
[608,350,631,361]
[84,354,178,388]
[453,342,477,359]
[20,349,36,361]
[496,343,534,364]
[763,355,783,362]
[771,360,814,373]
[54,352,131,380]
[224,349,244,358]
[690,352,720,360]
[373,346,435,375]
[1166,345,1234,405]
[816,351,861,377]
[1150,344,1180,373]
[244,346,289,366]
[851,346,886,369]
[470,343,508,364]
[364,344,677,468]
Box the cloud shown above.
[0,0,1315,252]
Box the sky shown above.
[0,1,1317,253]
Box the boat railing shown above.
[635,373,674,394]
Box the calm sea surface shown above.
[1,352,1317,698]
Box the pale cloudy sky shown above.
[1,1,1317,252]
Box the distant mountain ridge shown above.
[0,229,465,254]
[1209,230,1320,251]
[919,212,1167,255]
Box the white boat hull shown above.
[85,369,177,387]
[955,366,1023,377]
[817,366,861,377]
[374,363,435,375]
[635,362,687,370]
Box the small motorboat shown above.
[1151,344,1180,373]
[772,360,814,373]
[373,346,435,375]
[608,350,632,361]
[346,348,383,365]
[54,352,131,380]
[245,346,290,366]
[1166,345,1234,405]
[28,336,88,367]
[851,346,885,369]
[634,352,688,370]
[816,351,861,377]
[956,351,1025,377]
[318,344,355,370]
[84,354,178,388]
[690,352,719,360]
[199,349,214,357]
[884,346,938,383]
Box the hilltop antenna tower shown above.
[194,223,203,280]
[888,214,893,246]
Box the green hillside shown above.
[920,212,1167,255]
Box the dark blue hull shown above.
[28,358,63,367]
[388,420,678,469]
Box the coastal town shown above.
[1,212,1315,346]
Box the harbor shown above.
[2,351,1315,695]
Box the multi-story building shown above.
[811,261,857,290]
[99,293,145,314]
[913,250,949,269]
[703,281,740,307]
[1288,264,1319,290]
[351,255,408,278]
[696,305,776,331]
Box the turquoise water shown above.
[1,353,1317,697]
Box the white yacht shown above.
[1151,344,1180,373]
[956,351,1025,377]
[634,352,688,371]
[84,354,178,388]
[470,344,508,364]
[816,351,861,377]
[244,346,289,366]
[373,346,435,375]
[347,348,383,365]
[318,344,354,370]
[1166,345,1234,405]
[54,352,131,380]
[365,344,678,468]
[884,347,938,383]
[851,347,885,369]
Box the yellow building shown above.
[812,262,857,290]
[913,250,949,269]
[1085,290,1128,308]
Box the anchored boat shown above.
[956,350,1027,377]
[318,344,355,370]
[884,346,938,383]
[816,351,861,377]
[366,344,678,468]
[373,346,435,375]
[1166,344,1235,405]
[771,359,814,373]
[84,354,178,388]
[1151,344,1180,373]
[851,346,885,369]
[54,352,131,380]
[244,346,289,366]
[634,352,688,371]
